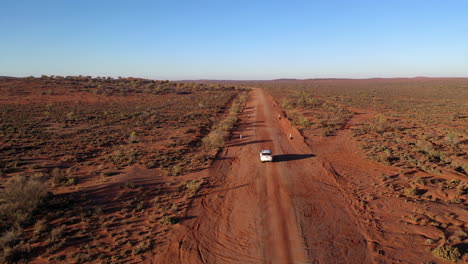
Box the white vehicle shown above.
[260,150,273,162]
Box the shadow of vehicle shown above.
[273,154,315,162]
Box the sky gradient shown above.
[1,0,468,80]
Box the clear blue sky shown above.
[1,0,467,80]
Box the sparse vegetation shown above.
[159,216,176,225]
[0,76,248,263]
[0,174,49,262]
[431,244,462,262]
[185,180,204,194]
[202,92,248,151]
[132,240,153,255]
[252,79,467,175]
[2,76,465,263]
[235,78,468,263]
[270,88,354,135]
[0,174,49,229]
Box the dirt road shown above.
[156,88,381,263]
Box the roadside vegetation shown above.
[237,78,467,263]
[202,92,248,151]
[0,76,248,263]
[277,90,354,136]
[249,78,467,176]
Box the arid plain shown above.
[0,76,466,263]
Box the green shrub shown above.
[200,92,247,151]
[202,132,226,150]
[404,187,425,197]
[129,131,137,143]
[168,164,182,176]
[431,245,461,262]
[280,99,293,109]
[159,216,175,225]
[446,132,459,146]
[185,180,203,193]
[107,147,140,166]
[66,111,75,121]
[370,114,394,134]
[296,116,311,128]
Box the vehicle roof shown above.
[261,150,272,154]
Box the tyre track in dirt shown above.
[156,88,372,264]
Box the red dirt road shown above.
[155,88,463,264]
[156,88,376,264]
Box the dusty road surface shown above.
[154,88,379,264]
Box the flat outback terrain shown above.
[0,76,467,263]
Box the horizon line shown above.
[3,75,468,82]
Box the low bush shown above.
[404,187,426,197]
[431,245,461,262]
[370,115,394,134]
[33,219,49,238]
[47,225,66,244]
[132,240,152,255]
[107,147,140,166]
[202,92,247,151]
[185,180,203,194]
[51,168,77,186]
[129,131,138,143]
[1,241,31,263]
[168,164,182,176]
[159,216,175,225]
[0,175,49,230]
[0,228,22,248]
[202,131,226,150]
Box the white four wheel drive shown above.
[260,150,273,162]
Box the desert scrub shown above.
[404,187,426,197]
[202,92,248,151]
[0,174,49,229]
[47,225,66,244]
[168,164,183,176]
[202,131,227,150]
[159,216,176,225]
[128,131,138,143]
[107,147,140,166]
[185,180,204,194]
[369,114,395,134]
[51,168,77,186]
[0,228,22,248]
[1,240,32,263]
[287,109,311,129]
[431,245,461,262]
[276,90,353,135]
[132,240,152,255]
